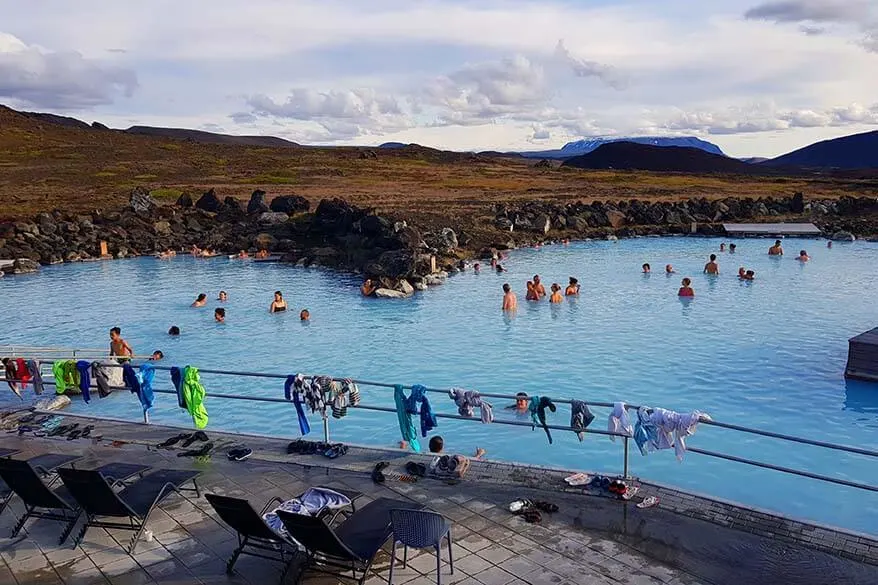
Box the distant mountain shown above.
[124,126,298,147]
[378,142,407,149]
[740,157,769,164]
[522,136,724,159]
[763,130,878,170]
[19,110,93,130]
[562,142,755,174]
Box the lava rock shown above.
[791,192,805,214]
[439,227,458,251]
[195,189,221,213]
[257,212,289,225]
[606,210,626,228]
[254,233,277,250]
[12,258,39,274]
[176,193,193,208]
[130,187,157,216]
[247,190,270,214]
[270,195,310,214]
[374,288,408,299]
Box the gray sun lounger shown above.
[0,453,81,520]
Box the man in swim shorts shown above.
[704,254,719,275]
[768,240,784,256]
[532,275,546,298]
[502,283,517,311]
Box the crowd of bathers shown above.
[500,238,818,309]
[183,290,311,326]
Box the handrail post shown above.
[623,436,630,479]
[323,415,330,443]
[143,410,149,424]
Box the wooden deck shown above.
[846,326,878,382]
[722,223,822,236]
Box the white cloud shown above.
[744,0,878,53]
[0,32,137,109]
[553,40,627,90]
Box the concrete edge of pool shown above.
[13,409,878,570]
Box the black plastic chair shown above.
[58,467,200,552]
[389,509,454,585]
[278,496,424,585]
[0,458,81,543]
[207,486,363,575]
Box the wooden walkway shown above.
[722,223,822,236]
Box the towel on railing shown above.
[75,360,92,403]
[3,358,21,397]
[304,376,328,417]
[91,362,112,398]
[570,400,595,441]
[285,375,311,435]
[15,358,30,389]
[122,363,140,395]
[608,402,633,442]
[52,360,79,395]
[394,384,421,452]
[170,366,185,408]
[449,388,494,423]
[633,406,659,456]
[181,366,209,429]
[648,407,710,461]
[344,379,360,406]
[405,384,437,438]
[529,395,556,444]
[27,360,44,395]
[138,362,155,412]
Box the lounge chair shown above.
[277,496,425,585]
[0,453,82,530]
[0,458,81,542]
[58,467,200,552]
[207,486,363,574]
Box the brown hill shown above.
[1,104,875,230]
[124,126,299,147]
[563,142,760,174]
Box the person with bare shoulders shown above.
[744,270,755,281]
[237,249,249,259]
[269,291,287,313]
[109,327,133,358]
[214,308,225,323]
[190,245,201,256]
[256,249,269,259]
[473,263,481,273]
[768,240,783,256]
[827,241,832,249]
[665,264,675,274]
[549,283,563,303]
[704,254,719,275]
[720,243,726,252]
[502,283,517,311]
[532,275,546,298]
[361,279,376,297]
[797,250,810,262]
[525,281,539,301]
[192,293,207,307]
[300,309,310,321]
[678,278,694,297]
[565,277,580,296]
[738,267,747,279]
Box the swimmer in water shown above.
[150,351,164,361]
[473,263,481,273]
[218,290,228,302]
[704,254,719,275]
[532,275,546,298]
[743,270,755,281]
[214,307,225,323]
[361,279,376,297]
[496,264,506,273]
[665,264,675,274]
[827,241,832,249]
[300,309,310,321]
[642,263,651,274]
[525,281,539,301]
[678,277,695,297]
[109,327,133,357]
[768,239,784,256]
[729,243,736,253]
[720,243,726,252]
[738,267,747,279]
[192,293,207,308]
[549,283,563,303]
[269,291,287,313]
[237,250,249,259]
[168,326,180,336]
[502,283,517,311]
[798,250,810,262]
[565,277,580,296]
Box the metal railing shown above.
[1,354,877,493]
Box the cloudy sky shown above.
[2,0,877,157]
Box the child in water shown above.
[549,284,563,303]
[678,278,695,297]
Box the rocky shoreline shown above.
[2,189,877,295]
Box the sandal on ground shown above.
[637,496,659,509]
[372,461,389,484]
[158,433,191,448]
[565,473,591,486]
[324,444,348,459]
[182,430,209,447]
[178,442,214,458]
[287,439,306,454]
[621,486,640,501]
[405,461,428,477]
[522,509,542,523]
[532,500,559,513]
[79,425,94,438]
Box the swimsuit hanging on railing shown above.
[75,360,92,403]
[405,384,437,437]
[3,358,21,397]
[449,388,494,423]
[91,362,112,398]
[570,400,595,441]
[528,396,556,444]
[284,375,311,436]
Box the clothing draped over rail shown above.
[449,388,494,423]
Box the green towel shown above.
[52,360,80,394]
[394,385,420,453]
[181,366,209,429]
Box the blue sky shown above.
[1,0,877,157]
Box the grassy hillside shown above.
[2,106,876,228]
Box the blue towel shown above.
[170,366,186,408]
[75,360,92,403]
[406,384,437,438]
[122,363,141,399]
[394,385,421,452]
[138,363,155,412]
[285,375,311,436]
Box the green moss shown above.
[149,188,184,199]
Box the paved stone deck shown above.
[0,412,875,585]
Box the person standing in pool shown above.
[565,277,580,296]
[502,283,517,311]
[300,309,310,321]
[109,327,133,358]
[525,281,539,301]
[192,293,207,307]
[797,250,810,262]
[642,263,651,273]
[532,275,546,298]
[678,278,695,297]
[549,283,563,303]
[729,243,737,253]
[769,240,784,256]
[720,243,726,252]
[704,254,720,275]
[269,291,287,313]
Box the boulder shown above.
[12,258,39,274]
[552,215,567,230]
[176,193,193,208]
[606,210,626,228]
[247,190,270,214]
[257,212,289,225]
[567,216,589,231]
[396,225,424,248]
[396,279,415,296]
[790,192,805,214]
[494,217,514,231]
[425,273,447,286]
[439,227,458,251]
[831,231,856,242]
[374,288,408,299]
[314,198,363,235]
[375,249,416,277]
[195,189,221,213]
[153,221,172,235]
[270,195,310,214]
[533,214,551,234]
[130,186,157,215]
[220,197,245,218]
[410,276,428,291]
[361,215,392,237]
[254,233,277,250]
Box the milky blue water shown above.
[1,237,877,534]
